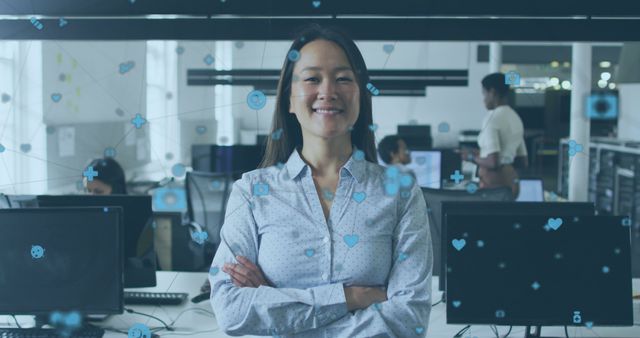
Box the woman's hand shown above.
[222,256,271,288]
[344,286,388,311]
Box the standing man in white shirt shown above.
[462,72,528,198]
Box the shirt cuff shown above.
[313,283,348,325]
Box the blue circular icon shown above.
[175,46,185,55]
[195,125,207,135]
[385,166,399,178]
[399,174,414,187]
[247,90,267,110]
[438,122,450,133]
[103,147,117,158]
[31,245,45,259]
[466,182,478,194]
[287,50,301,62]
[352,150,365,161]
[171,163,186,177]
[128,323,151,338]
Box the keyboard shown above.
[0,327,104,338]
[124,291,188,305]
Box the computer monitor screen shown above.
[36,195,155,288]
[446,215,632,326]
[440,202,596,291]
[406,151,441,189]
[0,207,123,315]
[516,179,544,202]
[191,145,261,175]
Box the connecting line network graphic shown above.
[0,2,615,337]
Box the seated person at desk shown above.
[83,157,127,195]
[208,24,433,337]
[377,135,416,179]
[462,72,528,198]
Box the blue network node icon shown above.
[247,90,267,110]
[131,113,146,129]
[153,187,187,212]
[31,245,45,259]
[505,71,521,86]
[83,166,99,182]
[587,93,618,120]
[128,323,152,338]
[253,182,270,196]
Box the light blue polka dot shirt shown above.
[209,147,433,337]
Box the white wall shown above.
[618,83,640,140]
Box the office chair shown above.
[421,187,513,278]
[185,171,233,270]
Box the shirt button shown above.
[322,273,328,280]
[323,236,329,243]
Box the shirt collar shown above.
[285,146,366,184]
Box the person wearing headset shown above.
[208,24,433,337]
[462,72,528,198]
[83,157,127,195]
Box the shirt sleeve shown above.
[478,122,502,159]
[209,173,349,336]
[516,138,528,157]
[317,182,434,338]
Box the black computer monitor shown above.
[446,214,632,330]
[0,207,124,315]
[36,195,155,288]
[439,202,595,292]
[398,125,432,150]
[192,145,262,179]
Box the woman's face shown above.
[289,39,360,140]
[85,178,112,195]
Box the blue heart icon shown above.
[343,234,359,248]
[119,61,135,75]
[312,1,321,8]
[415,327,424,334]
[59,18,68,28]
[383,44,395,54]
[547,217,563,230]
[195,125,207,135]
[368,124,378,132]
[351,192,366,203]
[452,239,466,251]
[20,144,32,153]
[398,252,408,261]
[209,266,219,276]
[438,122,450,133]
[452,300,461,308]
[585,321,593,329]
[305,249,315,257]
[51,93,62,102]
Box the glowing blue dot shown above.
[385,166,399,178]
[287,50,300,62]
[352,150,365,161]
[247,90,267,110]
[399,174,413,187]
[171,163,186,177]
[103,147,117,158]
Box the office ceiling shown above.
[1,0,639,41]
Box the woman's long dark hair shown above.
[258,24,377,168]
[86,157,127,194]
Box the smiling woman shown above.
[208,24,433,337]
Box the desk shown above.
[3,272,640,338]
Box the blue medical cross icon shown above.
[450,170,464,184]
[131,114,147,129]
[83,166,99,181]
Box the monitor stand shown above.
[524,326,563,338]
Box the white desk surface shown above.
[3,271,640,338]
